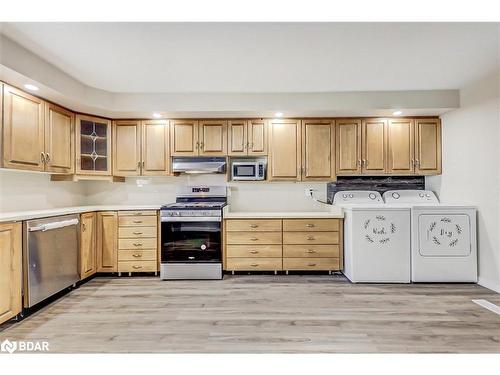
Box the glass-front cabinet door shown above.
[76,115,112,175]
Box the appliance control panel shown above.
[383,190,439,204]
[333,190,383,205]
[161,210,221,217]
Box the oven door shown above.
[232,163,258,180]
[161,220,221,263]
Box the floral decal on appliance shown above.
[427,217,463,248]
[364,215,397,244]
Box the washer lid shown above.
[333,190,383,206]
[417,213,471,257]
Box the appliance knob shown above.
[425,194,430,198]
[392,192,400,199]
[349,194,354,198]
[419,193,424,198]
[342,194,347,198]
[369,193,376,200]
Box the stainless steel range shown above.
[160,186,227,280]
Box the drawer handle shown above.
[307,236,315,241]
[307,249,316,253]
[250,250,259,254]
[133,231,143,235]
[306,224,315,228]
[132,253,142,258]
[250,224,259,228]
[133,220,143,223]
[250,263,259,267]
[132,265,142,269]
[250,238,258,241]
[308,263,317,267]
[133,243,143,247]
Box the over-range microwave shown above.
[231,160,266,181]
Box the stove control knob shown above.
[392,192,400,199]
[369,193,376,200]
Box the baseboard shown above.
[478,277,500,293]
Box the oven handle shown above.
[161,216,221,222]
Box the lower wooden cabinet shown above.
[80,212,97,280]
[0,222,22,324]
[96,211,118,272]
[224,218,343,272]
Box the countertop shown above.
[222,205,344,219]
[0,205,162,222]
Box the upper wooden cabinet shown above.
[2,85,45,171]
[415,118,442,175]
[0,222,22,324]
[228,119,268,156]
[199,120,227,155]
[113,120,141,176]
[44,103,75,174]
[336,119,362,175]
[76,114,112,175]
[80,212,97,280]
[170,120,199,156]
[302,119,335,181]
[142,120,170,176]
[268,119,301,181]
[387,118,414,174]
[362,119,387,174]
[96,211,118,273]
[171,120,227,156]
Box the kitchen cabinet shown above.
[415,118,442,175]
[387,118,414,174]
[171,120,227,156]
[170,120,199,156]
[2,85,45,171]
[113,120,170,177]
[80,212,97,279]
[96,211,118,273]
[44,103,75,174]
[336,119,362,175]
[268,119,301,181]
[228,119,268,156]
[362,119,387,174]
[301,119,335,180]
[199,120,227,155]
[0,222,22,324]
[76,115,112,175]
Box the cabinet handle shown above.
[133,243,143,247]
[196,141,199,149]
[307,236,315,241]
[249,224,258,228]
[307,249,316,254]
[41,152,46,163]
[132,253,142,258]
[415,159,420,167]
[82,223,86,232]
[306,223,315,228]
[200,142,204,150]
[308,263,317,267]
[411,159,415,166]
[250,238,258,241]
[133,220,143,223]
[357,159,362,167]
[132,265,142,269]
[251,142,254,150]
[250,263,259,267]
[137,161,141,169]
[45,153,50,163]
[250,250,259,254]
[245,142,249,150]
[133,231,143,235]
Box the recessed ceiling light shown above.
[152,113,162,118]
[392,110,403,116]
[275,112,283,117]
[24,84,39,91]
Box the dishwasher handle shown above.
[29,218,80,232]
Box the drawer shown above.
[283,257,340,271]
[226,231,282,245]
[118,260,157,272]
[283,219,340,232]
[226,245,282,258]
[118,211,157,216]
[283,231,339,245]
[118,249,157,261]
[225,219,282,232]
[119,226,157,238]
[283,245,340,258]
[119,216,157,227]
[118,238,157,249]
[226,258,282,271]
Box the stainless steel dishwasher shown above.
[24,214,80,307]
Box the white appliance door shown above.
[350,209,410,282]
[417,213,471,257]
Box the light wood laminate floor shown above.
[1,275,499,353]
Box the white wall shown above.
[0,169,86,212]
[426,67,500,292]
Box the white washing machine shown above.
[383,190,477,282]
[333,190,411,283]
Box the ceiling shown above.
[1,22,498,94]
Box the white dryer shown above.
[333,190,411,283]
[383,190,477,282]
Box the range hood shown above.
[172,157,227,174]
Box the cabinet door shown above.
[228,120,247,155]
[415,118,442,175]
[248,119,267,155]
[113,120,141,176]
[96,211,117,273]
[76,115,112,175]
[170,120,199,156]
[268,119,301,181]
[142,120,170,175]
[44,103,75,174]
[199,120,227,155]
[362,119,387,174]
[80,212,97,279]
[0,222,22,324]
[2,85,45,171]
[336,119,362,174]
[387,118,414,174]
[302,120,335,180]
